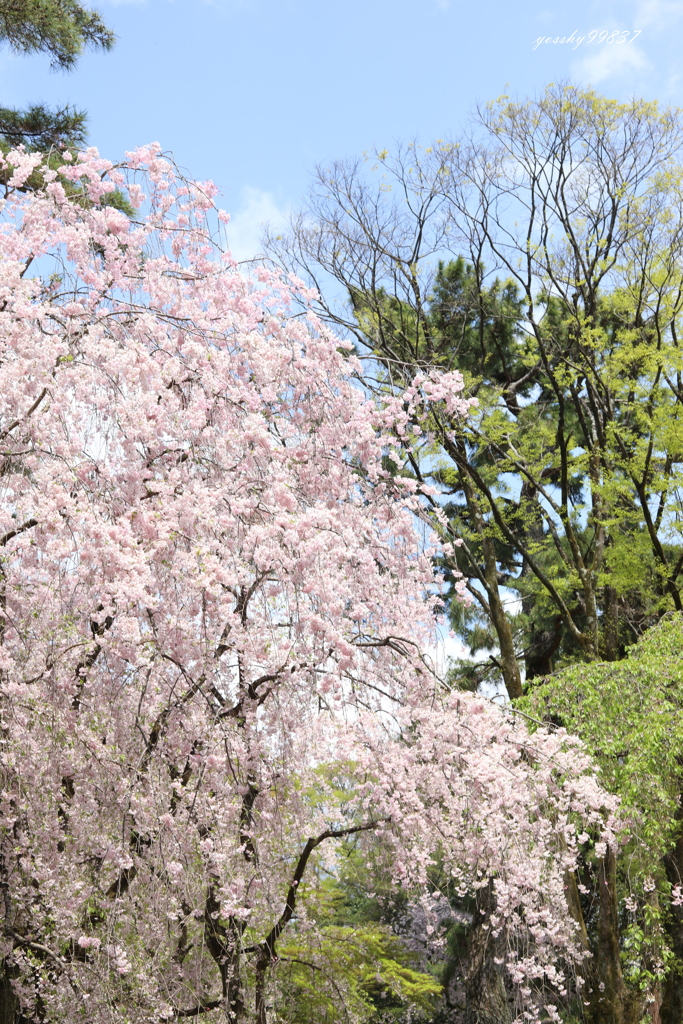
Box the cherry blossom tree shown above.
[0,145,617,1024]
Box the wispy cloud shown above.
[571,38,649,83]
[555,0,683,89]
[582,0,683,27]
[223,186,288,264]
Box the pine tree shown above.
[0,0,115,151]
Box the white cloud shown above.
[571,39,649,84]
[583,0,683,26]
[223,186,289,264]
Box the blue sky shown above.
[6,0,679,672]
[3,0,683,259]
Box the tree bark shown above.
[463,882,512,1024]
[0,964,18,1024]
[484,540,523,700]
[460,467,523,700]
[589,849,641,1024]
[603,584,619,661]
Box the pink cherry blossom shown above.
[0,145,617,1023]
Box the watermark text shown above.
[532,29,641,50]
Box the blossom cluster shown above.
[0,145,616,1022]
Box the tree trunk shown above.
[589,849,641,1024]
[254,958,269,1024]
[602,584,619,661]
[0,964,18,1024]
[458,464,523,701]
[524,614,563,680]
[204,884,246,1023]
[485,555,523,700]
[463,882,512,1024]
[225,958,246,1024]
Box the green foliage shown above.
[0,102,87,150]
[0,0,115,70]
[0,0,116,156]
[521,613,683,992]
[272,846,443,1024]
[276,924,441,1024]
[352,253,683,693]
[523,613,683,863]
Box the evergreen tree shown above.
[0,0,115,152]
